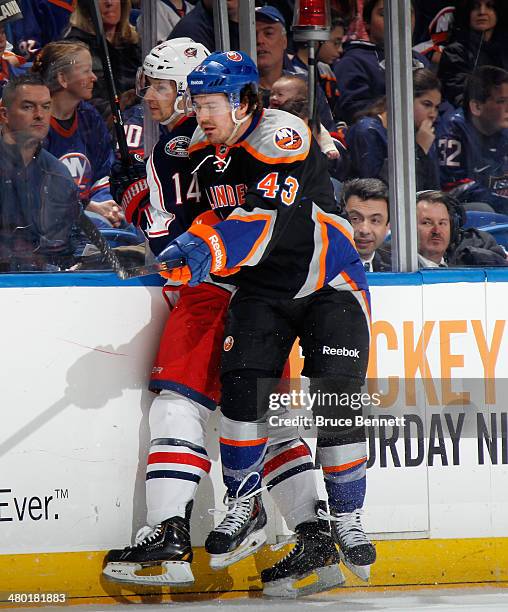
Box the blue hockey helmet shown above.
[187,51,259,102]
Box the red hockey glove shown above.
[110,156,149,225]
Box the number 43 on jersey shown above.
[257,172,299,206]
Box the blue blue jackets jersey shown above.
[44,101,114,204]
[144,116,204,255]
[9,0,75,59]
[334,40,428,125]
[188,109,368,300]
[437,108,508,213]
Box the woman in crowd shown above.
[345,68,442,190]
[65,0,141,121]
[438,0,508,107]
[32,40,123,226]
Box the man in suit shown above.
[343,177,391,271]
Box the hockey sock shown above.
[146,390,212,525]
[263,438,318,529]
[220,416,268,498]
[317,441,367,513]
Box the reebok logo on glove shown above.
[208,234,224,272]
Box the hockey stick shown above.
[77,211,132,277]
[85,0,131,164]
[115,257,186,280]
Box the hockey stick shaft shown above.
[78,211,131,277]
[85,0,131,163]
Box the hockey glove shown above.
[110,156,149,225]
[156,225,227,287]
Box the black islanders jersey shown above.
[188,108,369,306]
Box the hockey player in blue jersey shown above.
[156,51,375,596]
[438,65,508,213]
[31,40,123,227]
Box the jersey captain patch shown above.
[165,135,191,157]
[273,127,303,151]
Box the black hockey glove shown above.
[110,156,149,225]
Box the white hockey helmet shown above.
[136,38,210,123]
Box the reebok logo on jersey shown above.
[208,234,224,271]
[322,346,360,358]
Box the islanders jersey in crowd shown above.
[9,0,75,59]
[44,101,114,204]
[438,108,508,213]
[188,108,367,299]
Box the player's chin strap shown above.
[224,107,254,146]
[160,92,187,126]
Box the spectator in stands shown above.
[343,178,391,271]
[438,66,508,214]
[32,40,122,227]
[438,0,508,108]
[269,75,340,160]
[168,0,240,51]
[345,68,442,190]
[9,0,75,61]
[255,5,336,132]
[138,1,194,44]
[291,17,345,118]
[0,74,80,271]
[416,190,507,267]
[0,24,27,93]
[412,3,455,68]
[334,0,428,125]
[65,0,141,121]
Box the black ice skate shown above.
[329,508,376,581]
[261,521,345,598]
[102,503,194,586]
[205,492,267,569]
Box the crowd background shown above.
[1,0,508,271]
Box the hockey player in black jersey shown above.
[102,41,348,593]
[157,51,375,596]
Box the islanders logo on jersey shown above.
[273,127,303,151]
[165,135,191,157]
[226,51,242,62]
[59,152,93,197]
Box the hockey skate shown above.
[261,521,345,598]
[205,490,267,569]
[326,508,376,581]
[102,503,194,586]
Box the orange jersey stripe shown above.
[220,436,269,447]
[322,456,367,473]
[226,212,273,266]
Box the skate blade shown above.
[102,560,194,586]
[209,528,267,570]
[263,564,345,599]
[339,551,371,582]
